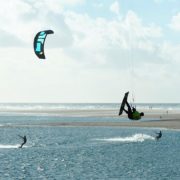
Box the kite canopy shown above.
[33,30,54,59]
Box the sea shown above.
[0,103,180,179]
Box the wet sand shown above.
[22,119,179,130]
[3,108,180,129]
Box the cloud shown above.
[0,0,84,47]
[124,11,162,38]
[158,42,180,63]
[169,12,180,31]
[63,10,163,69]
[0,1,161,52]
[0,30,26,47]
[110,1,120,15]
[0,2,165,69]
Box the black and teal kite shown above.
[33,30,54,59]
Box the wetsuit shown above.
[132,110,141,120]
[156,131,162,140]
[123,102,141,120]
[19,136,27,148]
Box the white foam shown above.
[37,166,44,171]
[95,133,155,143]
[0,144,19,149]
[0,144,28,149]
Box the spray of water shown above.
[0,144,28,149]
[95,134,155,143]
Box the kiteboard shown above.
[119,92,129,116]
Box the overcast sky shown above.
[0,0,180,103]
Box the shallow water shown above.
[0,115,180,179]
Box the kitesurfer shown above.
[19,135,27,148]
[123,100,144,120]
[155,131,162,140]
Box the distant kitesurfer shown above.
[155,131,162,140]
[119,92,144,120]
[19,135,27,148]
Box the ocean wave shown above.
[0,103,117,111]
[0,103,179,113]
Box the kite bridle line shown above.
[128,25,136,107]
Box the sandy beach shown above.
[44,119,180,129]
[4,108,180,129]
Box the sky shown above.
[0,0,180,103]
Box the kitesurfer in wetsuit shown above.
[19,135,27,148]
[123,100,144,120]
[155,131,162,140]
